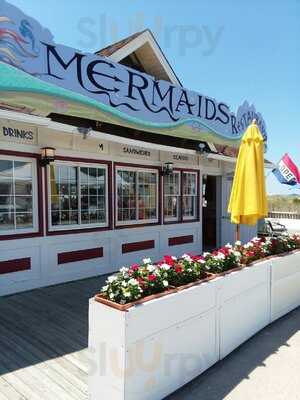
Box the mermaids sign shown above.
[0,0,267,146]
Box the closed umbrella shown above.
[228,119,268,240]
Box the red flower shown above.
[148,274,157,281]
[219,247,229,256]
[130,264,140,271]
[163,255,175,266]
[137,277,145,287]
[192,255,204,262]
[175,265,183,274]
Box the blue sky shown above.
[8,0,300,195]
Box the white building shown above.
[0,5,263,296]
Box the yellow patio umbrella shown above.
[228,119,268,240]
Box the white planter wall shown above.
[89,252,300,400]
[219,262,271,358]
[89,280,220,400]
[271,251,300,322]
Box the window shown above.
[164,172,180,221]
[163,170,198,222]
[0,156,38,234]
[116,167,158,225]
[182,172,197,220]
[49,163,108,229]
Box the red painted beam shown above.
[0,257,31,275]
[122,240,155,254]
[168,235,194,246]
[58,247,103,265]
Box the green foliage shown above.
[268,194,300,213]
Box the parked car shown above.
[258,218,287,237]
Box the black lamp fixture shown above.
[162,162,174,176]
[40,147,56,166]
[197,142,207,154]
[197,142,218,155]
[77,126,93,139]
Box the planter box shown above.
[218,261,271,359]
[88,251,300,400]
[88,279,220,400]
[271,250,300,322]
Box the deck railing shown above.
[268,211,300,220]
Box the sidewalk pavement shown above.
[167,307,300,400]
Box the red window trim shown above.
[0,149,43,241]
[114,162,162,229]
[163,167,200,225]
[0,152,199,239]
[45,155,113,236]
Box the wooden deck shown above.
[1,277,300,400]
[0,276,106,400]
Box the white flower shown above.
[124,291,131,298]
[182,253,193,262]
[143,257,152,264]
[128,278,139,286]
[215,252,225,260]
[160,263,171,270]
[147,264,156,272]
[234,251,242,259]
[122,281,128,288]
[120,267,129,274]
[235,240,241,246]
[102,285,108,292]
[203,252,211,258]
[109,293,115,299]
[225,243,232,249]
[107,275,118,283]
[171,256,177,261]
[163,280,169,287]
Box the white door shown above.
[220,175,257,245]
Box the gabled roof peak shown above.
[96,29,182,86]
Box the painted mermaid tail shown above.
[0,16,39,67]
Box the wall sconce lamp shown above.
[197,142,218,155]
[197,142,207,154]
[162,162,174,176]
[40,147,56,166]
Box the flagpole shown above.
[266,158,281,178]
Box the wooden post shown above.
[235,224,241,242]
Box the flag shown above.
[272,154,300,186]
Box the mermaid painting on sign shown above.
[0,16,39,69]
